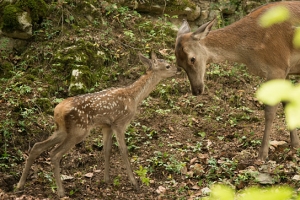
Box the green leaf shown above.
[259,6,290,28]
[256,80,292,105]
[293,27,300,49]
[209,185,234,200]
[239,187,293,200]
[285,102,300,130]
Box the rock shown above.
[242,1,262,13]
[255,173,274,184]
[2,12,32,39]
[201,187,211,195]
[121,0,200,21]
[0,36,28,52]
[69,67,89,95]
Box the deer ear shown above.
[150,51,157,60]
[177,19,191,37]
[192,18,215,40]
[139,52,153,69]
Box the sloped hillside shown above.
[1,0,300,199]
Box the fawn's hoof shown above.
[134,184,140,191]
[16,183,24,190]
[57,189,65,198]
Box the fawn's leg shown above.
[113,125,139,190]
[50,130,87,197]
[17,131,66,189]
[258,104,278,161]
[102,127,113,182]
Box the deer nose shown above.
[191,84,204,96]
[175,67,182,75]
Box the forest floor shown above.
[1,1,300,199]
[2,63,300,199]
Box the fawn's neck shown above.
[127,71,161,104]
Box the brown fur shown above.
[17,53,177,197]
[175,1,300,160]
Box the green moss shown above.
[24,74,36,82]
[0,61,14,78]
[16,0,48,23]
[2,5,22,32]
[35,98,53,114]
[142,0,196,12]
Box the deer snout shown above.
[191,84,204,96]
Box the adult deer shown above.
[175,1,300,161]
[16,52,177,197]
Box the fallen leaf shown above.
[206,140,212,148]
[190,157,198,164]
[181,165,187,175]
[192,185,200,190]
[186,171,194,177]
[192,118,199,123]
[191,163,204,176]
[84,172,94,178]
[61,174,74,181]
[270,140,287,148]
[159,49,170,56]
[156,186,166,194]
[197,153,209,160]
[292,175,300,181]
[168,125,174,132]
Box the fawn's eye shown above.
[166,65,170,69]
[191,57,196,64]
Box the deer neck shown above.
[203,26,246,64]
[127,71,161,104]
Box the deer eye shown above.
[166,65,170,69]
[191,57,196,64]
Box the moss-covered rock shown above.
[16,0,48,24]
[1,0,48,39]
[68,65,96,96]
[52,40,110,96]
[121,0,199,20]
[2,5,22,32]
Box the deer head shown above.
[139,51,177,79]
[175,19,215,95]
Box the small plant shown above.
[164,156,186,174]
[113,175,121,187]
[135,166,150,186]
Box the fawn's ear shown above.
[139,52,153,69]
[150,51,157,60]
[150,51,158,65]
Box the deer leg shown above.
[282,102,300,149]
[102,127,113,182]
[258,104,279,161]
[113,126,139,190]
[17,131,66,190]
[50,131,86,197]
